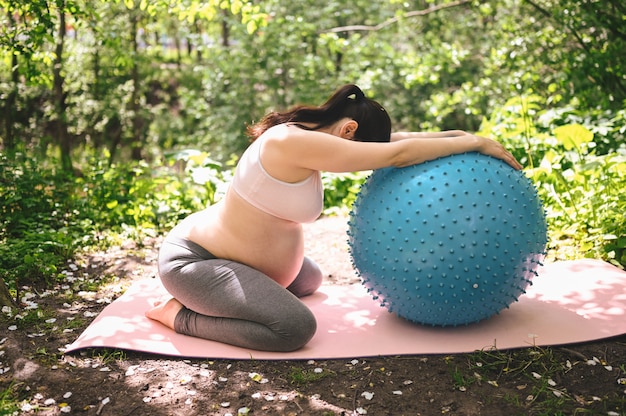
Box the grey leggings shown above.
[158,236,322,352]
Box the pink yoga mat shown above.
[65,259,626,359]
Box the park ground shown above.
[1,216,626,415]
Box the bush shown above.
[0,150,230,290]
[479,99,626,267]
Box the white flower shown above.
[361,391,374,400]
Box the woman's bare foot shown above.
[145,298,184,330]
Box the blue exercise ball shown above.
[348,152,548,326]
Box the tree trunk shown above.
[129,11,143,161]
[221,8,230,47]
[2,10,19,155]
[0,277,16,308]
[53,1,73,173]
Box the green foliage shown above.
[0,0,625,295]
[0,150,229,291]
[322,171,368,216]
[531,133,626,266]
[0,153,77,286]
[480,99,626,267]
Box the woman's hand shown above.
[473,135,522,170]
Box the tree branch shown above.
[323,0,472,34]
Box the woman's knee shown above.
[276,307,317,352]
[287,257,323,298]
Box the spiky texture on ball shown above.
[348,153,548,326]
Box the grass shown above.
[444,345,626,415]
[288,366,335,386]
[0,382,20,415]
[89,348,128,365]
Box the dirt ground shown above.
[1,216,626,416]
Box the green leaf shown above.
[553,124,593,151]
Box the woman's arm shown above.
[389,135,521,170]
[261,125,521,182]
[390,130,469,141]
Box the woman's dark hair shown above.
[246,84,391,142]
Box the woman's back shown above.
[168,126,320,287]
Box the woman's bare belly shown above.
[167,191,305,287]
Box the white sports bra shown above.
[231,136,323,223]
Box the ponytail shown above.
[246,84,391,143]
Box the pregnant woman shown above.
[146,84,521,352]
